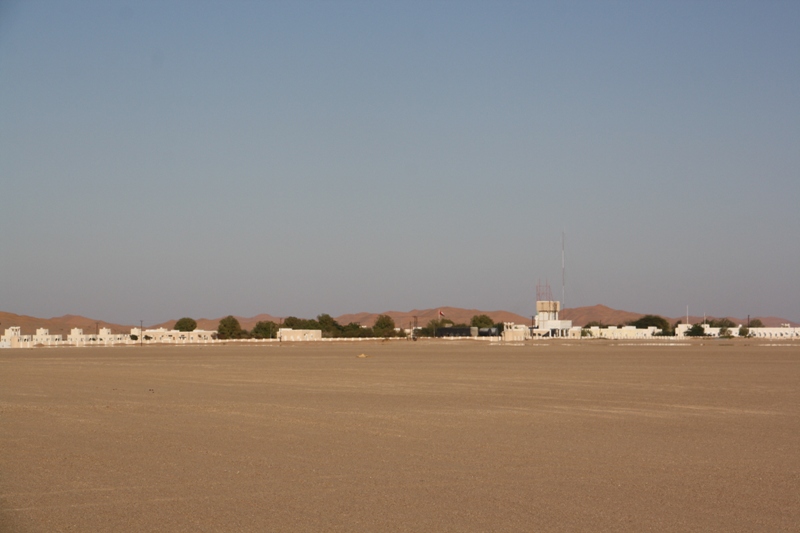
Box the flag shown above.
[438,310,445,317]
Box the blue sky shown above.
[1,1,798,325]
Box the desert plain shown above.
[1,340,798,532]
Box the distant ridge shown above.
[558,305,795,328]
[0,311,134,336]
[152,314,282,333]
[335,307,532,329]
[560,305,642,327]
[1,307,796,336]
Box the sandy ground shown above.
[1,340,798,532]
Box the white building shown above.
[747,325,799,338]
[2,327,31,348]
[67,328,93,345]
[675,323,799,339]
[502,323,531,341]
[277,328,322,341]
[572,325,663,339]
[2,324,218,348]
[532,301,572,337]
[0,327,65,348]
[130,327,216,343]
[32,328,63,346]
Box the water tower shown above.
[534,281,570,337]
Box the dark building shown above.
[434,327,499,338]
[436,327,474,338]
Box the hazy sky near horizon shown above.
[2,1,799,325]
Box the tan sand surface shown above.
[1,341,799,532]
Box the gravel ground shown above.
[1,340,798,532]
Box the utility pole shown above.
[140,320,143,347]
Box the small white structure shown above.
[33,328,63,346]
[675,323,800,339]
[1,327,31,348]
[747,325,799,338]
[576,325,663,339]
[67,328,92,345]
[277,328,322,341]
[131,327,216,343]
[502,323,531,341]
[97,328,129,344]
[67,327,128,345]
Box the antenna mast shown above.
[561,230,565,308]
[536,279,554,302]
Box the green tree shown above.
[341,322,373,338]
[470,314,495,328]
[217,315,244,340]
[584,321,607,328]
[628,315,670,331]
[373,315,396,337]
[709,318,736,328]
[749,318,764,328]
[174,317,197,332]
[251,320,278,339]
[282,316,302,329]
[317,314,342,337]
[283,316,321,330]
[739,326,750,337]
[415,323,434,337]
[685,324,706,337]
